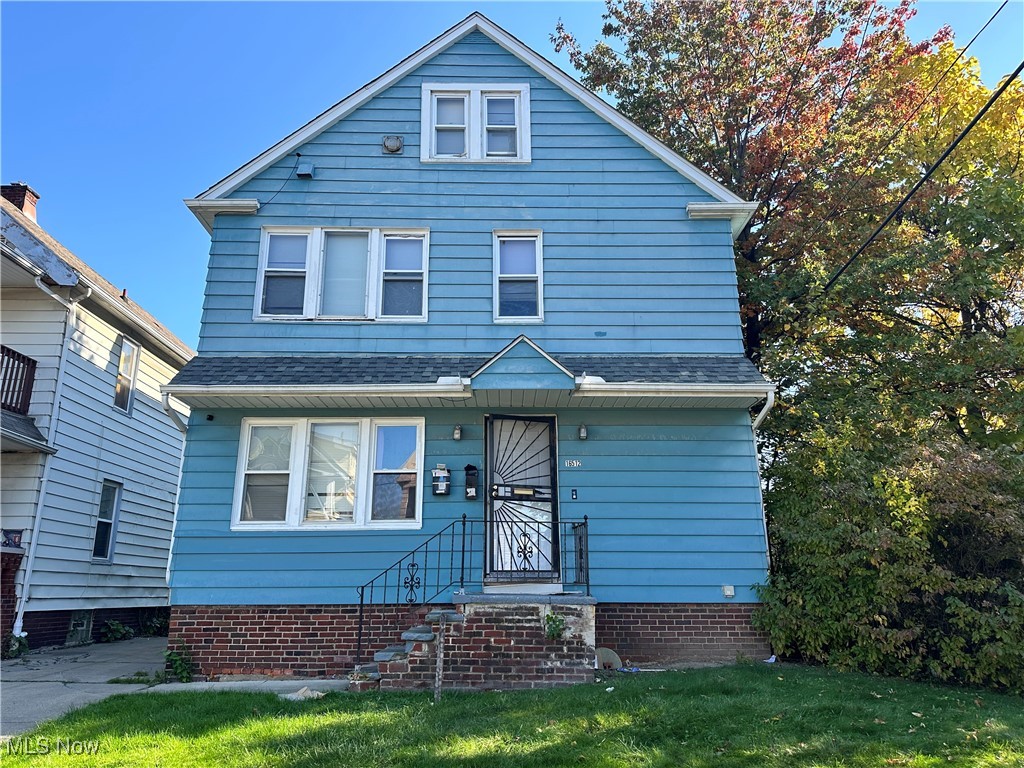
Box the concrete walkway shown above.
[1,637,166,737]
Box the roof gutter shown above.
[751,390,776,431]
[162,381,472,402]
[184,199,261,234]
[572,381,775,399]
[687,202,759,239]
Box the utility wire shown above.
[791,0,1008,267]
[818,57,1024,297]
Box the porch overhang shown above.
[161,380,472,410]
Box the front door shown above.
[484,415,559,582]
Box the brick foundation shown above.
[379,602,596,691]
[1,550,25,637]
[169,604,435,678]
[20,606,170,649]
[21,609,74,648]
[595,603,770,664]
[168,601,770,680]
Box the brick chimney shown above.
[2,182,40,222]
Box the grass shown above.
[106,670,167,685]
[2,663,1022,767]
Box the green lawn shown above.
[3,664,1022,767]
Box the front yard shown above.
[3,663,1021,767]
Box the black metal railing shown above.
[355,514,589,663]
[1,345,37,415]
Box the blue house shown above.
[165,13,775,685]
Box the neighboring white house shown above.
[1,183,193,648]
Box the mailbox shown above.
[431,464,451,495]
[464,464,479,500]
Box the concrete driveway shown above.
[1,637,166,737]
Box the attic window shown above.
[421,83,531,163]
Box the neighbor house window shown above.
[113,337,140,412]
[256,228,428,321]
[233,418,423,530]
[494,231,543,321]
[92,481,122,561]
[421,83,531,162]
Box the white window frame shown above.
[231,417,425,531]
[420,83,532,163]
[255,227,429,322]
[91,480,122,563]
[113,336,140,414]
[493,230,544,323]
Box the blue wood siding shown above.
[170,407,767,605]
[197,31,743,356]
[472,343,575,389]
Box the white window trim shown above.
[420,83,532,163]
[493,230,544,323]
[254,227,429,322]
[113,336,141,414]
[231,417,425,531]
[91,480,123,563]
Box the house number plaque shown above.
[563,459,582,468]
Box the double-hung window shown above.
[113,337,140,412]
[257,228,428,321]
[421,83,531,162]
[91,480,122,561]
[233,417,423,530]
[494,231,543,321]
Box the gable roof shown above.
[1,197,195,366]
[187,13,755,236]
[471,335,576,381]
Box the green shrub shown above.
[755,435,1024,693]
[164,641,194,682]
[99,620,136,643]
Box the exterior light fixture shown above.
[453,425,462,441]
[578,424,588,440]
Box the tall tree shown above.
[553,0,946,365]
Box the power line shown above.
[789,0,1008,268]
[818,57,1024,297]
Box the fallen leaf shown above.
[874,719,886,725]
[912,712,924,718]
[605,687,615,692]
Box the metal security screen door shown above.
[485,415,559,581]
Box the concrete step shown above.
[425,609,465,623]
[401,625,435,642]
[374,644,411,662]
[352,662,381,680]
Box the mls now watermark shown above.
[3,737,100,756]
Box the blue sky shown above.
[3,1,1021,349]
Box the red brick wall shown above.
[595,603,770,664]
[168,604,435,678]
[21,609,74,649]
[379,603,595,691]
[169,602,770,679]
[1,551,24,637]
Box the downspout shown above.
[751,389,776,572]
[162,394,188,586]
[13,283,90,636]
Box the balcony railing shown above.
[1,345,37,415]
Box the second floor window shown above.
[113,337,140,412]
[257,228,428,321]
[494,232,543,321]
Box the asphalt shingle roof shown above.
[169,354,767,387]
[1,410,48,447]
